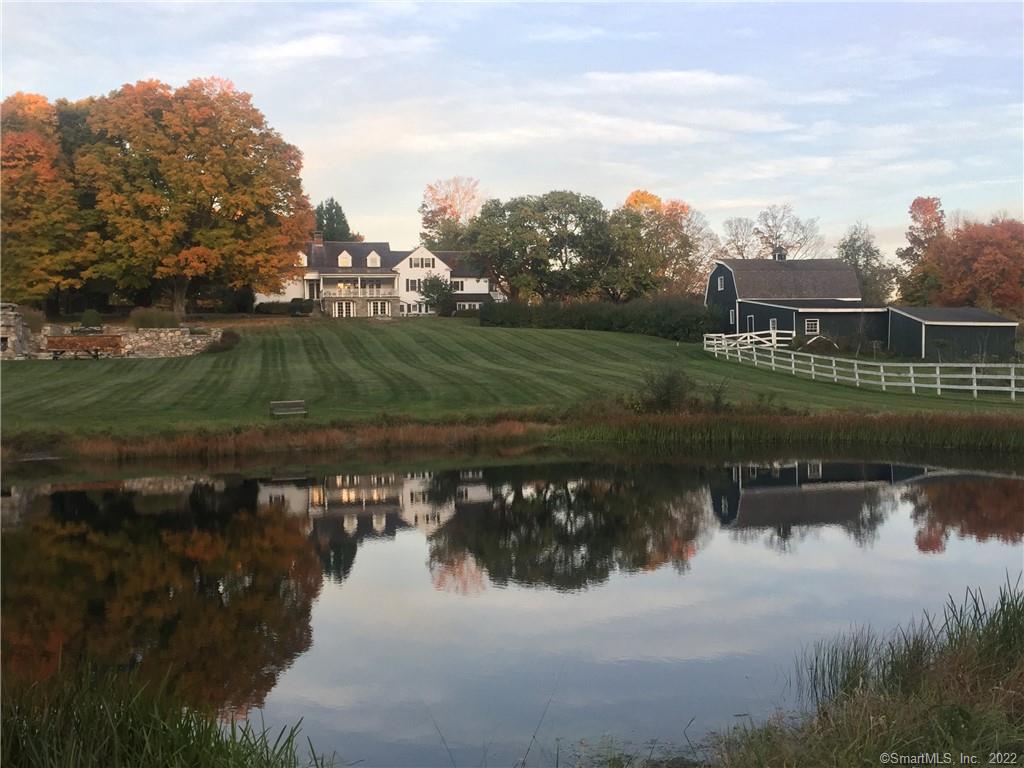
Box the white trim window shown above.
[367,252,381,268]
[334,301,354,318]
[717,276,725,291]
[338,251,352,268]
[807,461,823,480]
[368,301,391,317]
[769,318,778,331]
[451,280,464,292]
[729,308,735,325]
[804,318,820,335]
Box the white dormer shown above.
[298,251,307,268]
[338,251,352,268]
[367,251,381,268]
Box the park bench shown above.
[269,399,308,417]
[45,334,123,359]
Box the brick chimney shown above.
[313,231,324,246]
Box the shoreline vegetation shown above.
[5,582,1020,768]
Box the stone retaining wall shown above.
[17,324,224,360]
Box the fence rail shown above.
[703,333,1021,401]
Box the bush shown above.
[79,309,103,328]
[16,305,45,333]
[288,298,315,316]
[452,309,480,318]
[253,302,291,315]
[625,368,695,413]
[480,296,713,342]
[128,307,180,328]
[205,330,240,353]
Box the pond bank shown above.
[5,407,1024,462]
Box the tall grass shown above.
[715,579,1024,766]
[2,668,337,768]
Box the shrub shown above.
[452,309,480,318]
[128,307,180,329]
[288,298,315,316]
[625,368,694,413]
[480,296,713,342]
[253,302,291,315]
[79,309,103,328]
[16,305,45,333]
[205,330,240,353]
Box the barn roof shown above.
[890,306,1019,325]
[742,299,886,310]
[718,259,862,300]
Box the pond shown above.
[2,456,1022,765]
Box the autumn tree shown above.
[916,217,1024,316]
[315,197,360,241]
[896,196,946,304]
[419,176,483,250]
[75,78,312,314]
[753,204,826,259]
[835,222,896,304]
[0,93,84,303]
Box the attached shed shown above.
[888,307,1019,361]
[737,299,888,342]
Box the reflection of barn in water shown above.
[256,470,493,583]
[710,461,928,546]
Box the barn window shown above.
[717,276,725,291]
[804,318,820,335]
[729,309,735,325]
[769,318,778,331]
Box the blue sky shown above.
[3,2,1022,253]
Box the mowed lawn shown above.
[2,318,1019,437]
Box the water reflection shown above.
[2,459,1021,736]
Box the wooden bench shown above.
[269,399,308,417]
[45,335,123,359]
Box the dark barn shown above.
[888,307,1019,361]
[737,299,888,343]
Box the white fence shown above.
[703,333,1022,401]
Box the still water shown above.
[2,457,1022,765]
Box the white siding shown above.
[395,246,451,314]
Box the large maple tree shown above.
[75,78,313,313]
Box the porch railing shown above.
[322,286,397,298]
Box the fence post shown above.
[832,358,838,383]
[972,365,978,399]
[909,365,916,395]
[1012,365,1017,402]
[936,365,941,396]
[791,354,796,375]
[770,347,776,371]
[880,364,886,392]
[853,360,860,387]
[810,356,816,380]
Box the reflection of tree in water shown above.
[427,465,713,591]
[902,478,1024,554]
[1,480,322,715]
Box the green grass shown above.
[2,668,337,768]
[2,318,1020,440]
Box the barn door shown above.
[746,315,755,333]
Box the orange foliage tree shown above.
[419,176,483,250]
[75,78,313,314]
[0,93,85,302]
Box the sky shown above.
[3,2,1022,254]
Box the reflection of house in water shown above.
[255,470,493,583]
[711,461,928,547]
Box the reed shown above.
[714,578,1024,766]
[1,668,337,768]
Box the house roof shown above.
[305,241,403,273]
[742,299,887,310]
[890,306,1018,325]
[718,259,862,300]
[454,293,493,303]
[434,251,486,279]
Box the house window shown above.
[334,301,354,318]
[368,301,391,317]
[367,252,381,268]
[804,318,820,335]
[729,309,735,325]
[451,280,464,292]
[717,276,725,291]
[410,256,436,269]
[400,304,407,314]
[338,251,352,267]
[769,318,778,331]
[306,280,320,300]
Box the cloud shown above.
[234,32,436,63]
[526,24,607,42]
[581,69,758,94]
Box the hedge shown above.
[479,296,714,342]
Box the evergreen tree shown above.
[315,197,355,241]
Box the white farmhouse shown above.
[255,234,503,318]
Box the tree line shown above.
[420,177,1023,316]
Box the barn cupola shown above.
[772,245,788,261]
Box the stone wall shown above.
[115,327,223,358]
[0,303,32,360]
